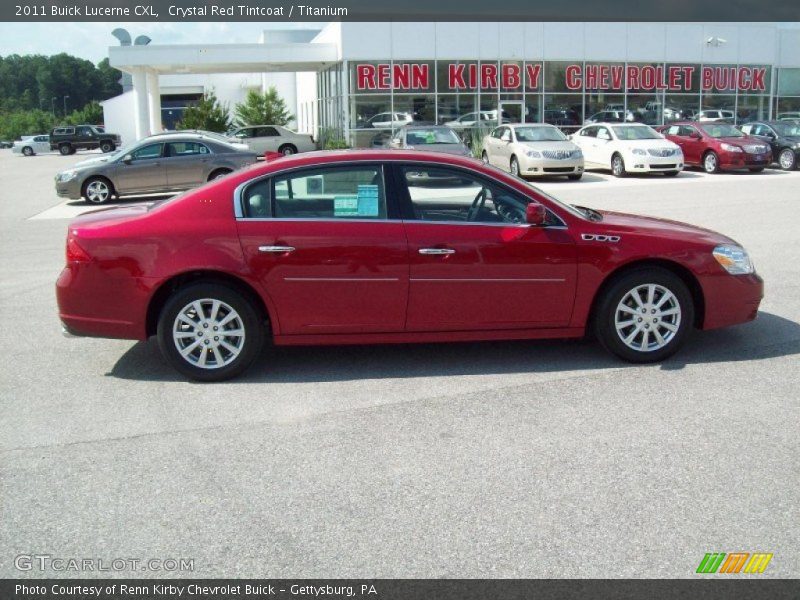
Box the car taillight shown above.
[66,234,91,262]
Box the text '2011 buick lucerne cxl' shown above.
[57,150,763,381]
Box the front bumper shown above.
[626,155,684,172]
[519,156,584,176]
[55,178,82,199]
[719,151,772,170]
[700,272,764,330]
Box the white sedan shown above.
[571,123,684,177]
[229,125,316,156]
[12,135,51,156]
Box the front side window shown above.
[400,166,539,226]
[77,126,92,137]
[262,166,387,220]
[131,143,163,160]
[236,128,254,139]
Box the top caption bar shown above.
[4,0,800,21]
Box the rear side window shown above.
[167,142,210,156]
[256,127,280,137]
[243,166,387,220]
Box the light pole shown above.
[63,95,70,116]
[51,97,57,117]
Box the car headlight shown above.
[525,149,542,158]
[572,148,583,158]
[632,148,647,156]
[720,143,743,153]
[57,170,78,182]
[713,245,754,275]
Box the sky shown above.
[0,22,325,64]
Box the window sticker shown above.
[334,194,359,216]
[357,184,380,216]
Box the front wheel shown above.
[481,151,489,164]
[703,151,720,174]
[157,283,265,381]
[510,156,520,177]
[82,177,114,204]
[100,141,115,153]
[611,153,627,177]
[778,148,797,171]
[594,268,694,363]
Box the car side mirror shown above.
[526,202,547,226]
[122,154,133,163]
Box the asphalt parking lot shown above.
[1,149,798,579]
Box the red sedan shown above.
[657,122,772,173]
[57,150,763,381]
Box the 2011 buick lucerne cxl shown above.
[57,150,763,381]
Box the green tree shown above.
[233,87,293,127]
[65,101,104,126]
[177,91,231,132]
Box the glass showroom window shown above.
[544,94,583,130]
[436,94,478,126]
[775,68,800,120]
[625,63,664,125]
[543,61,578,94]
[350,94,392,148]
[664,94,700,122]
[393,94,436,124]
[737,95,770,123]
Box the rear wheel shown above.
[278,144,297,156]
[703,151,720,174]
[82,177,114,204]
[481,151,489,164]
[59,143,72,156]
[778,148,797,171]
[611,153,627,177]
[22,146,33,156]
[594,268,694,363]
[157,283,265,381]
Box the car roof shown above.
[508,123,557,128]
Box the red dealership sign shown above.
[354,62,767,92]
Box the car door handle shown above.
[419,248,455,255]
[258,245,295,253]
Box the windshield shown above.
[406,128,461,145]
[700,123,744,138]
[773,122,800,136]
[612,125,661,140]
[515,127,567,142]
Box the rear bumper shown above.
[700,272,764,330]
[57,264,155,340]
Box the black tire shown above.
[703,151,720,174]
[663,170,680,177]
[510,156,521,177]
[208,168,232,181]
[593,267,694,363]
[278,144,297,156]
[157,283,265,382]
[59,143,72,156]
[778,148,797,171]
[82,176,115,204]
[611,153,627,177]
[567,173,583,181]
[100,140,115,153]
[748,167,764,173]
[22,146,33,156]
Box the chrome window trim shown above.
[233,157,569,229]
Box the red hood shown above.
[596,210,738,246]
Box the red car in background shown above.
[657,122,772,173]
[57,150,763,381]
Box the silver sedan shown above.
[482,124,585,180]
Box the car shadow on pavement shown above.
[65,194,174,208]
[107,311,800,384]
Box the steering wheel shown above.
[467,188,486,222]
[495,195,526,224]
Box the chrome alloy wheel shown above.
[172,299,245,369]
[614,283,682,352]
[779,148,795,170]
[85,180,110,203]
[704,153,718,173]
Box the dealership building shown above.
[105,22,800,146]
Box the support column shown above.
[146,70,162,134]
[131,68,150,140]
